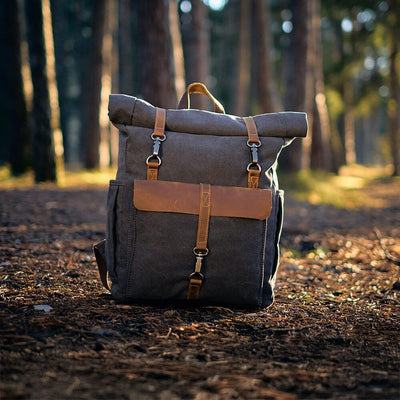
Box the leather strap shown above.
[146,107,166,180]
[243,116,261,189]
[195,183,211,251]
[178,82,225,114]
[93,240,110,291]
[187,183,211,300]
[248,168,261,189]
[243,116,259,144]
[146,160,160,180]
[153,107,166,138]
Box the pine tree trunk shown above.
[118,0,134,94]
[0,0,30,174]
[234,0,251,116]
[180,0,210,110]
[81,0,106,169]
[343,82,356,165]
[136,0,177,109]
[279,0,308,171]
[50,0,70,163]
[388,0,400,176]
[309,0,332,170]
[25,0,56,182]
[169,0,186,98]
[252,0,281,113]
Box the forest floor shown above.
[0,169,399,400]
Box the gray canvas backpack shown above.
[93,83,307,308]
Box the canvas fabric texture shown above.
[93,83,307,308]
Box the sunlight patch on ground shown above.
[279,165,397,209]
[0,165,116,189]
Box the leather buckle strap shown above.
[146,107,166,180]
[187,183,211,300]
[243,116,261,188]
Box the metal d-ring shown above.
[246,162,261,172]
[189,271,204,281]
[151,133,167,142]
[146,155,162,166]
[246,139,261,148]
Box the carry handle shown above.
[178,82,225,114]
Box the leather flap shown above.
[134,180,272,220]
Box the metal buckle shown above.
[247,140,261,164]
[150,133,166,157]
[146,155,162,166]
[193,248,209,257]
[246,162,261,172]
[189,271,204,281]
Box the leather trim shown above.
[196,183,211,251]
[133,180,272,220]
[243,116,259,144]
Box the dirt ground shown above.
[0,179,399,400]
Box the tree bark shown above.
[0,0,30,174]
[24,0,56,182]
[118,0,134,94]
[309,0,332,170]
[234,0,251,116]
[343,82,356,165]
[279,0,308,171]
[180,0,210,110]
[80,0,106,169]
[388,0,399,176]
[136,0,177,109]
[169,0,186,99]
[252,0,281,114]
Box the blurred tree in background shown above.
[24,0,57,182]
[0,0,30,176]
[0,0,398,181]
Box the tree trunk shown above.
[279,0,308,171]
[343,82,356,165]
[24,0,56,182]
[252,0,281,114]
[80,0,106,169]
[169,0,186,98]
[180,0,210,110]
[309,0,332,170]
[388,0,400,176]
[234,0,251,116]
[118,0,134,94]
[136,0,177,109]
[99,0,115,169]
[0,0,30,174]
[50,0,69,163]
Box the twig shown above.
[374,228,400,266]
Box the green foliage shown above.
[278,165,396,209]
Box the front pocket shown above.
[126,180,272,306]
[106,180,135,299]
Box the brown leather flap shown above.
[134,180,272,220]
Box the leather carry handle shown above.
[178,82,225,114]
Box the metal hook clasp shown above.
[247,140,261,164]
[151,133,166,157]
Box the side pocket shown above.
[271,190,284,280]
[106,179,135,300]
[262,190,284,307]
[105,181,120,283]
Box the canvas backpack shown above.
[93,83,307,307]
